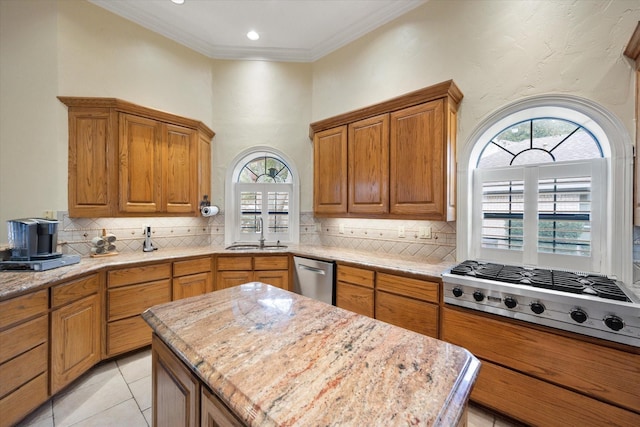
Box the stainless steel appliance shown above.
[1,218,80,271]
[442,260,640,347]
[293,256,335,305]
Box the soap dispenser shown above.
[143,226,156,252]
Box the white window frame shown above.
[459,95,633,284]
[225,146,300,246]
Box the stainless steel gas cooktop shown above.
[442,260,640,347]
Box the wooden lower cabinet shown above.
[0,290,49,427]
[173,256,213,300]
[152,334,200,427]
[215,255,289,291]
[107,263,171,356]
[442,306,640,425]
[50,273,102,394]
[201,386,244,427]
[375,273,439,338]
[336,264,374,317]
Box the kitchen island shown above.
[142,282,480,426]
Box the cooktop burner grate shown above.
[450,261,631,302]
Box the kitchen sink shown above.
[225,244,288,251]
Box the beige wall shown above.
[311,0,639,151]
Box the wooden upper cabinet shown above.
[119,113,162,213]
[67,108,118,217]
[390,100,447,218]
[624,22,640,226]
[59,97,214,217]
[310,80,461,220]
[313,126,348,214]
[348,114,389,214]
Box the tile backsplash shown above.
[58,211,456,262]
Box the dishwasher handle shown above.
[298,264,327,275]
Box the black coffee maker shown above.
[7,218,62,261]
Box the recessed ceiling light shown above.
[171,0,185,4]
[247,30,260,41]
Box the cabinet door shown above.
[314,126,348,214]
[152,334,200,427]
[201,387,243,427]
[336,282,374,318]
[390,100,446,218]
[67,108,116,217]
[254,270,288,290]
[375,291,439,338]
[164,124,197,213]
[173,272,213,300]
[50,294,101,394]
[348,114,389,214]
[119,113,162,213]
[216,271,253,290]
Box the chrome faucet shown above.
[257,217,265,248]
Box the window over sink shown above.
[459,95,633,284]
[225,147,299,246]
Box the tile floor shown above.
[17,348,519,427]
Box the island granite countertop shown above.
[142,283,480,426]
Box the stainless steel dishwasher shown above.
[293,256,335,305]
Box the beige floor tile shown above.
[66,398,147,427]
[66,361,120,392]
[117,348,152,385]
[52,371,132,427]
[129,375,152,411]
[468,403,495,427]
[16,401,53,427]
[142,407,152,426]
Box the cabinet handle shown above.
[299,265,326,275]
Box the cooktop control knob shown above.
[473,291,485,302]
[570,308,588,324]
[452,287,463,297]
[604,315,624,331]
[530,302,545,314]
[504,296,517,309]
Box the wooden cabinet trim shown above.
[309,80,462,137]
[0,290,48,330]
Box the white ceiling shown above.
[89,0,427,62]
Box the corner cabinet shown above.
[310,80,461,220]
[59,97,214,218]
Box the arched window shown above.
[225,147,299,245]
[459,95,633,283]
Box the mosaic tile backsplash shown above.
[57,211,455,262]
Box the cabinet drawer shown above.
[216,256,252,271]
[107,315,152,356]
[337,265,374,288]
[0,371,48,427]
[376,273,439,303]
[51,273,100,308]
[107,263,171,288]
[107,279,171,321]
[375,291,438,337]
[254,255,288,270]
[0,342,47,398]
[174,256,211,277]
[0,290,48,330]
[0,315,48,364]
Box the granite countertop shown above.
[0,245,455,300]
[142,283,480,426]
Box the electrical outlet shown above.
[43,210,56,219]
[398,225,405,238]
[339,224,345,234]
[419,226,432,239]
